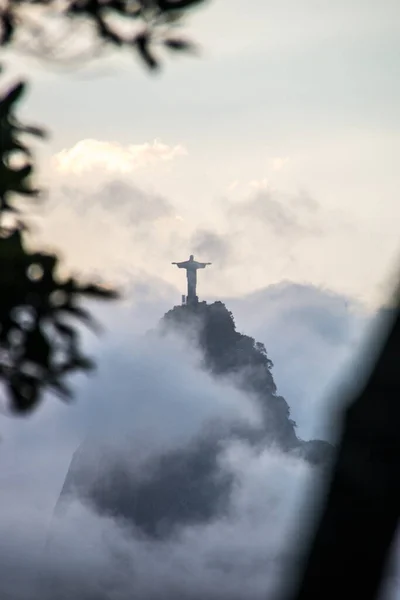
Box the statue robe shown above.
[175,260,208,299]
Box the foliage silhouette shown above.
[0,0,207,70]
[0,77,118,414]
[0,0,210,415]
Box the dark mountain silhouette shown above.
[55,300,334,540]
[160,301,333,460]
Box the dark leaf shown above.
[24,328,50,366]
[73,355,95,370]
[0,12,14,46]
[0,201,20,214]
[14,163,33,180]
[0,229,25,259]
[53,321,78,339]
[0,81,26,115]
[0,316,14,341]
[8,376,40,413]
[19,124,47,138]
[163,37,196,52]
[15,183,40,197]
[55,353,95,375]
[4,138,32,155]
[79,283,119,299]
[49,378,73,399]
[95,15,123,45]
[107,0,134,15]
[62,304,98,330]
[135,32,159,70]
[37,253,58,276]
[157,0,206,11]
[159,9,184,23]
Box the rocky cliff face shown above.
[56,300,333,540]
[160,301,333,462]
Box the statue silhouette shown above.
[172,255,211,304]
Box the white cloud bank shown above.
[0,281,390,600]
[52,139,188,175]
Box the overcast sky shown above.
[3,0,399,307]
[0,1,399,598]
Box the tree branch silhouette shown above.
[0,78,119,413]
[0,0,207,69]
[0,1,210,414]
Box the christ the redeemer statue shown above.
[172,255,211,304]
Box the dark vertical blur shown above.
[285,292,400,600]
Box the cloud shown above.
[227,180,239,191]
[32,148,364,305]
[0,277,391,599]
[32,177,187,287]
[249,178,270,190]
[70,179,173,223]
[229,188,321,238]
[41,447,315,600]
[63,433,236,541]
[0,288,368,600]
[271,157,290,172]
[0,298,307,599]
[225,282,371,441]
[191,229,233,265]
[52,139,188,175]
[0,448,315,600]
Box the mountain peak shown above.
[53,299,333,543]
[160,300,333,463]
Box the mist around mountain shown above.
[56,300,333,543]
[161,301,333,460]
[0,283,372,600]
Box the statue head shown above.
[189,254,194,261]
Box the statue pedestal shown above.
[186,295,199,306]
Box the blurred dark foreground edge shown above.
[285,292,400,600]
